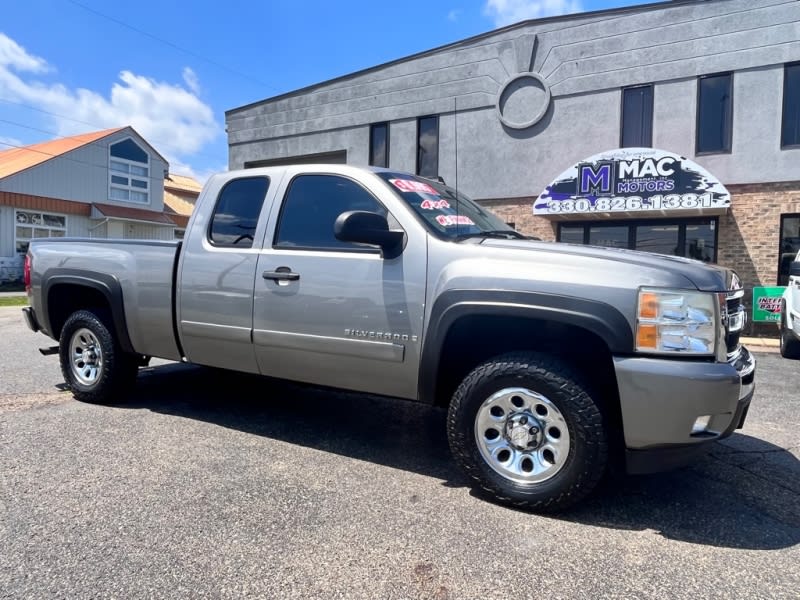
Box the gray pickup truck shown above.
[22,164,755,511]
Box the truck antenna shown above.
[454,96,460,228]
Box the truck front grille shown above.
[724,289,745,356]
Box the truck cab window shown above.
[274,174,387,250]
[209,177,270,247]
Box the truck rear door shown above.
[251,169,427,400]
[177,173,281,372]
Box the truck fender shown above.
[418,290,633,404]
[41,269,135,354]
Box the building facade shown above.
[0,127,191,282]
[226,0,800,322]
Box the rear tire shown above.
[780,302,800,359]
[447,352,608,512]
[59,309,139,403]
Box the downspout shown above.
[88,218,110,238]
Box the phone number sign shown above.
[534,148,731,216]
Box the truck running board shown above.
[38,346,59,356]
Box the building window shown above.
[779,214,800,285]
[696,73,733,154]
[782,62,800,148]
[15,210,67,254]
[109,138,150,204]
[558,218,718,262]
[620,85,653,147]
[369,122,389,168]
[209,177,270,248]
[417,115,439,178]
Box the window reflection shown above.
[559,219,718,261]
[697,73,733,153]
[636,224,678,255]
[685,223,716,262]
[417,116,439,177]
[779,215,800,285]
[589,225,628,248]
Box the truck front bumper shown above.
[614,346,755,475]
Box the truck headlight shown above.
[636,288,716,355]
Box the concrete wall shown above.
[227,0,800,201]
[0,129,167,212]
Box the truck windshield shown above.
[376,172,524,240]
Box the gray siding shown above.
[227,0,800,199]
[124,223,174,240]
[0,205,13,256]
[0,130,167,211]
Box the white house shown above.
[0,126,183,282]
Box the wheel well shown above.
[433,315,625,459]
[47,284,111,341]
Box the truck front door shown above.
[252,171,426,399]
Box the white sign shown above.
[534,148,731,216]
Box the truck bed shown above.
[28,238,182,361]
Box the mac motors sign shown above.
[533,148,731,216]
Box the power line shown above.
[0,118,182,184]
[0,98,226,167]
[65,0,272,91]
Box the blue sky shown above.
[1,0,651,182]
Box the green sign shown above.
[752,286,785,322]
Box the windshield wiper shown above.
[454,230,529,241]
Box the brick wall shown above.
[480,197,557,241]
[718,182,800,290]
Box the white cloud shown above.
[448,9,462,21]
[0,32,220,171]
[484,0,583,26]
[168,156,226,186]
[0,33,50,73]
[182,66,200,95]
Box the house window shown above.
[621,85,653,147]
[369,122,389,168]
[781,62,800,148]
[696,73,733,154]
[109,138,150,204]
[15,210,67,254]
[417,115,439,178]
[779,214,800,285]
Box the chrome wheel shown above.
[69,327,104,386]
[474,387,570,484]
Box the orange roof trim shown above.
[0,127,124,180]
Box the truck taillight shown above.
[24,253,32,294]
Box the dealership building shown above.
[226,0,800,322]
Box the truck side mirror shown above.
[334,211,405,259]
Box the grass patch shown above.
[0,296,28,307]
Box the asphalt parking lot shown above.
[1,305,798,599]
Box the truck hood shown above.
[478,238,737,292]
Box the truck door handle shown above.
[263,268,300,282]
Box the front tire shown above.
[59,309,138,403]
[447,352,608,512]
[780,302,800,359]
